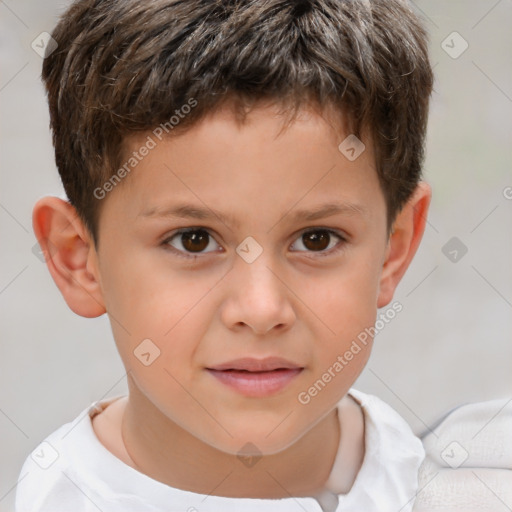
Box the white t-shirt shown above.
[15,388,424,512]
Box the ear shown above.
[377,182,431,308]
[32,196,106,317]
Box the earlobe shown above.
[32,196,106,318]
[377,182,431,308]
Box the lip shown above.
[206,368,303,397]
[206,357,304,398]
[207,356,302,372]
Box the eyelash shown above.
[161,227,348,260]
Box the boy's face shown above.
[86,103,391,454]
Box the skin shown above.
[33,101,430,498]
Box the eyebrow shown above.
[138,201,367,229]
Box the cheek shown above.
[103,260,220,378]
[103,249,215,330]
[316,258,381,334]
[305,256,381,390]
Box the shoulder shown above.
[335,389,425,512]
[15,409,88,511]
[14,398,122,512]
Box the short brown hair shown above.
[42,0,434,246]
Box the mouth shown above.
[206,357,304,397]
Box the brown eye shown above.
[164,228,220,257]
[291,228,346,257]
[181,230,209,252]
[302,231,330,251]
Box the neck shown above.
[120,381,351,499]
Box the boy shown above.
[16,0,436,510]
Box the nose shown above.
[220,250,296,336]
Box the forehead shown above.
[122,100,366,162]
[105,103,382,229]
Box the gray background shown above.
[1,1,511,510]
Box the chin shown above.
[200,425,305,457]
